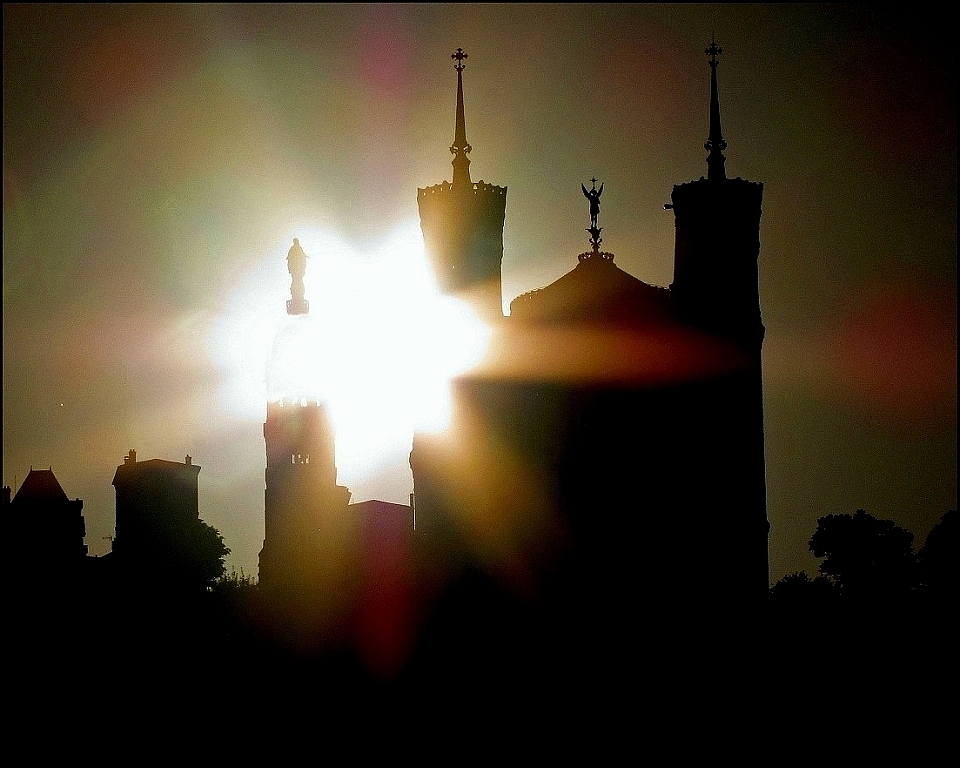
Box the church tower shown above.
[667,40,769,594]
[258,239,351,594]
[405,43,772,667]
[669,39,764,348]
[417,48,507,320]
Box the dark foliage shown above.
[808,510,919,597]
[917,510,957,596]
[172,518,231,590]
[770,570,836,598]
[123,516,231,593]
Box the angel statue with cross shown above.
[582,179,603,228]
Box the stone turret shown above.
[417,48,507,320]
[668,39,765,350]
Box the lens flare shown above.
[209,220,490,494]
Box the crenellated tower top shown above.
[668,40,764,347]
[417,48,507,319]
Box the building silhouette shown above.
[111,449,202,582]
[257,243,425,654]
[258,239,352,598]
[5,469,87,587]
[410,42,768,628]
[246,41,767,655]
[350,499,418,674]
[259,399,353,594]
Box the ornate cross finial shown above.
[705,37,721,67]
[452,47,468,71]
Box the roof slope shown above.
[13,469,70,503]
[509,256,673,326]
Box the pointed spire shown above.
[704,37,727,180]
[450,47,472,187]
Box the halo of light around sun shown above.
[209,219,491,490]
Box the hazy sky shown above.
[4,4,956,583]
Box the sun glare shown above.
[210,220,490,491]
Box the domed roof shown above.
[509,254,673,327]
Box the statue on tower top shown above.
[582,178,604,229]
[578,179,614,263]
[286,238,309,315]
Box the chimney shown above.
[125,449,137,464]
[185,455,192,466]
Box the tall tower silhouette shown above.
[417,48,507,320]
[669,39,764,346]
[258,240,351,595]
[666,40,769,594]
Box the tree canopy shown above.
[176,518,231,590]
[808,510,919,597]
[916,510,957,596]
[129,516,231,592]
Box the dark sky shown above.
[3,4,956,583]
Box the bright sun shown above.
[211,220,490,493]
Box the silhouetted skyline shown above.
[3,5,956,585]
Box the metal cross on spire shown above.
[705,36,721,67]
[452,47,468,71]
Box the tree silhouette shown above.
[174,518,231,590]
[129,517,231,593]
[917,510,957,597]
[770,571,836,598]
[808,510,919,598]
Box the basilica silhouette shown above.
[257,41,768,647]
